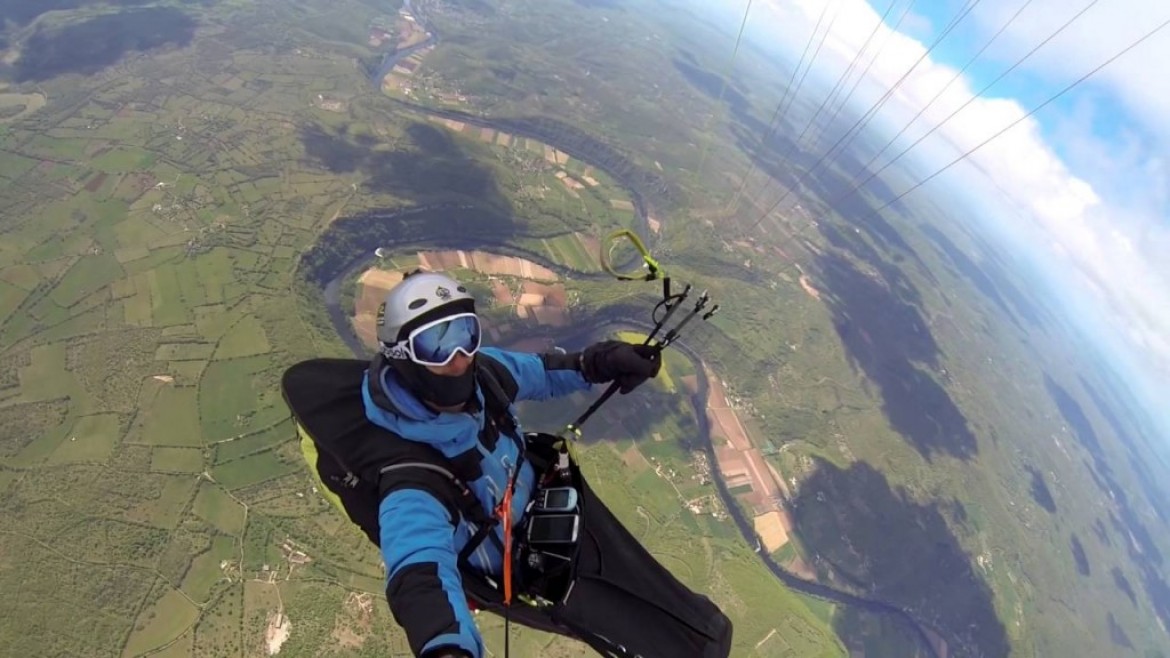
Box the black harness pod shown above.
[281,357,732,658]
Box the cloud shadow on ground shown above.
[791,458,1009,658]
[1070,533,1090,576]
[1112,567,1137,605]
[815,250,978,461]
[0,0,156,27]
[1045,374,1170,629]
[14,7,197,82]
[1025,465,1057,514]
[1106,613,1134,650]
[301,121,513,214]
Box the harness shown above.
[282,354,555,605]
[358,353,577,658]
[366,353,530,593]
[284,357,707,658]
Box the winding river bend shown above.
[307,10,943,656]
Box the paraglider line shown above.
[826,0,1095,218]
[797,0,922,155]
[725,0,835,216]
[743,0,984,233]
[792,0,898,148]
[806,13,1170,244]
[694,0,754,182]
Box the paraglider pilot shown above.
[281,270,733,658]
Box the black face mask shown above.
[392,358,477,410]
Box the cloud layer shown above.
[742,0,1170,433]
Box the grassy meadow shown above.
[0,0,1168,657]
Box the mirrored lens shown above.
[409,315,481,365]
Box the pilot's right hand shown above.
[580,340,662,393]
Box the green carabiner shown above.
[600,228,662,281]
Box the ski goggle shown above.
[393,312,482,367]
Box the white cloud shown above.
[969,0,1170,253]
[971,0,1170,148]
[744,0,1170,430]
[897,10,934,41]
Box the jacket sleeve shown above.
[379,488,483,658]
[478,346,592,402]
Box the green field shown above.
[151,446,205,472]
[47,413,121,463]
[193,482,247,536]
[133,384,203,446]
[214,420,293,464]
[155,342,215,361]
[0,280,27,321]
[181,534,237,604]
[543,233,601,272]
[212,448,298,491]
[126,475,199,529]
[124,586,201,657]
[0,0,1166,656]
[214,314,272,359]
[198,356,285,442]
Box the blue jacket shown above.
[361,346,592,657]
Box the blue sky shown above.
[726,0,1170,440]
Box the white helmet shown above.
[376,271,477,346]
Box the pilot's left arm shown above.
[479,341,660,402]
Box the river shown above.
[370,0,437,85]
[366,2,665,226]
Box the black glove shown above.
[579,340,661,393]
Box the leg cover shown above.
[549,474,733,658]
[468,472,734,658]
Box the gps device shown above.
[526,513,579,545]
[534,487,578,513]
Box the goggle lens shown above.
[407,314,481,366]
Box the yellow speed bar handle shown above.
[600,228,662,281]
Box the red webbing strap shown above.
[496,483,514,605]
[495,482,515,657]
